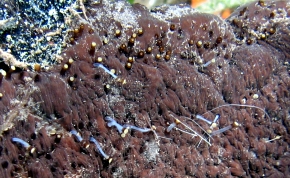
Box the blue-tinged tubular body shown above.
[70,129,83,142]
[166,122,176,132]
[210,125,232,136]
[93,63,117,79]
[11,137,30,149]
[213,114,220,123]
[123,124,152,133]
[105,116,124,133]
[196,115,212,125]
[90,136,109,160]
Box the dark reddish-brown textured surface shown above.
[0,0,290,177]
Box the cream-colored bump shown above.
[97,57,103,63]
[252,94,259,99]
[68,58,74,64]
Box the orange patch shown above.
[221,8,232,19]
[191,0,207,8]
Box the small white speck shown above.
[241,97,247,104]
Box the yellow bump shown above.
[164,54,170,61]
[10,66,16,71]
[131,33,137,38]
[115,29,121,37]
[50,130,56,136]
[196,41,202,48]
[252,94,259,99]
[74,28,79,35]
[121,128,129,138]
[197,58,203,65]
[109,158,113,163]
[85,143,90,149]
[91,42,97,48]
[188,39,194,46]
[110,69,116,74]
[69,76,74,82]
[146,47,152,53]
[137,28,143,35]
[0,69,7,76]
[97,57,103,63]
[125,62,132,69]
[68,58,74,64]
[103,38,108,44]
[156,54,161,60]
[0,93,3,98]
[260,34,266,40]
[63,64,69,70]
[70,37,75,44]
[211,122,218,128]
[123,128,129,135]
[175,119,181,124]
[30,147,36,154]
[269,27,276,35]
[34,63,41,72]
[127,57,134,63]
[207,129,212,134]
[128,37,135,45]
[232,121,240,127]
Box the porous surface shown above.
[0,0,80,68]
[0,0,289,177]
